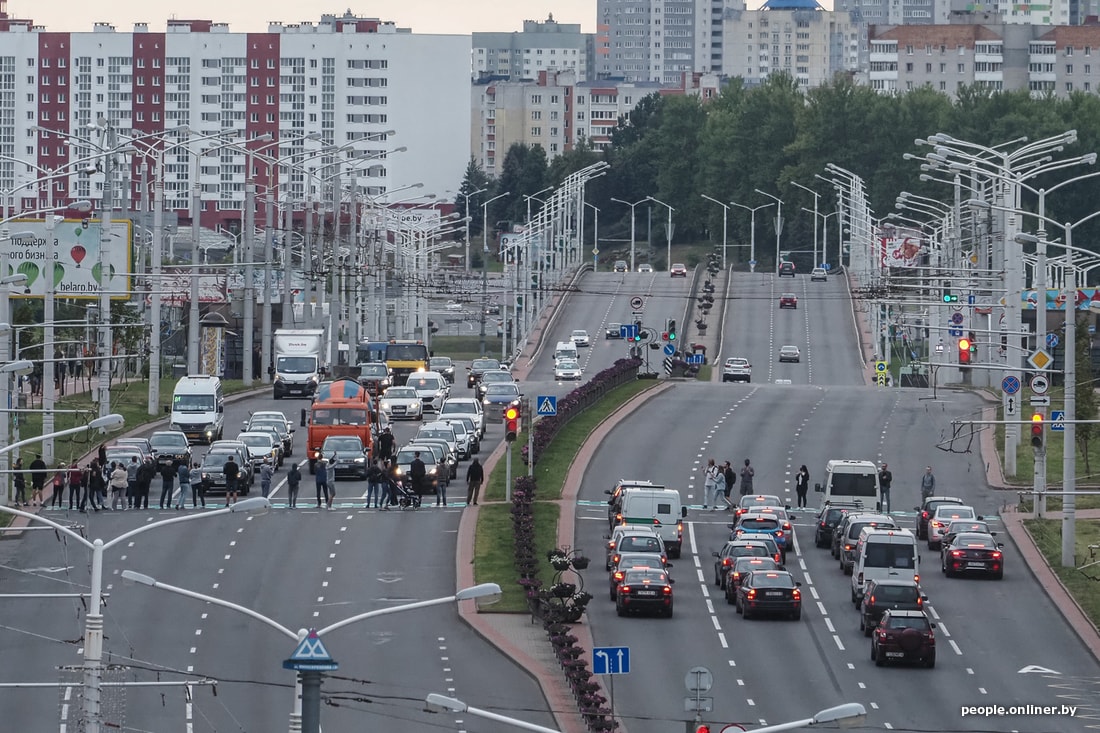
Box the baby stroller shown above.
[389,477,422,510]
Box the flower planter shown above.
[571,555,591,570]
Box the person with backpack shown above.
[722,461,736,509]
[286,463,301,508]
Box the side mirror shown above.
[977,515,985,521]
[217,405,224,413]
[814,483,823,492]
[930,622,937,629]
[712,551,720,558]
[997,543,1005,549]
[784,505,791,510]
[726,524,735,530]
[795,581,802,587]
[989,531,997,536]
[681,507,688,518]
[913,506,920,511]
[668,578,676,584]
[665,563,674,569]
[921,594,929,601]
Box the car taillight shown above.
[612,554,621,565]
[878,630,887,641]
[783,522,792,531]
[663,586,672,595]
[916,596,923,607]
[868,595,875,606]
[608,541,616,549]
[747,589,756,599]
[620,586,631,594]
[914,573,920,583]
[776,530,784,538]
[951,550,963,557]
[722,558,732,567]
[732,571,741,579]
[844,543,852,551]
[819,521,825,528]
[677,522,683,534]
[922,511,929,520]
[615,514,622,523]
[992,551,1002,559]
[774,554,782,564]
[792,588,801,600]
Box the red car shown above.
[670,263,688,277]
[872,610,936,667]
[779,293,798,309]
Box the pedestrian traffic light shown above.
[505,405,520,443]
[958,338,971,365]
[667,319,677,341]
[1031,412,1044,448]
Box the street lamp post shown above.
[458,187,487,274]
[754,189,784,271]
[426,694,562,733]
[584,201,600,272]
[96,121,119,418]
[609,198,646,273]
[735,703,867,733]
[791,181,821,267]
[731,201,775,272]
[646,196,674,272]
[700,195,729,269]
[480,192,510,357]
[122,572,501,733]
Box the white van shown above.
[851,528,919,606]
[170,375,225,445]
[815,459,881,512]
[554,341,579,364]
[617,488,687,558]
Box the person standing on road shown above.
[176,460,192,510]
[67,462,82,510]
[260,460,274,499]
[223,456,240,507]
[466,458,484,507]
[109,462,128,510]
[366,459,383,508]
[795,465,810,509]
[12,458,26,507]
[49,466,65,508]
[189,461,206,508]
[702,459,720,509]
[125,456,140,509]
[879,463,893,512]
[29,454,46,507]
[377,427,395,463]
[919,465,935,501]
[136,457,156,509]
[314,459,329,508]
[87,461,106,511]
[740,459,755,496]
[410,451,427,501]
[286,463,301,508]
[159,460,176,509]
[722,461,736,509]
[382,459,399,509]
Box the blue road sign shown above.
[824,263,831,270]
[749,260,757,266]
[968,294,976,305]
[593,646,630,675]
[283,631,339,672]
[619,324,637,340]
[687,354,705,365]
[536,395,557,416]
[948,327,963,338]
[950,312,964,325]
[1001,376,1021,395]
[663,343,675,356]
[1051,410,1066,431]
[1047,333,1060,349]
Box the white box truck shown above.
[273,329,326,399]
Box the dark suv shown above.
[814,503,861,547]
[871,609,936,668]
[860,579,926,636]
[466,358,502,389]
[915,496,965,539]
[778,261,796,277]
[148,430,192,471]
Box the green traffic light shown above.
[668,332,676,341]
[942,294,958,303]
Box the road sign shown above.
[684,666,713,693]
[875,361,888,373]
[1001,376,1021,395]
[1047,333,1060,349]
[629,295,645,310]
[1005,394,1017,417]
[536,395,557,416]
[749,259,757,266]
[968,294,976,305]
[1052,410,1066,431]
[283,631,339,672]
[683,697,714,713]
[1030,395,1051,406]
[1030,375,1049,395]
[876,374,888,387]
[686,354,705,365]
[1028,349,1053,371]
[593,646,630,675]
[664,343,675,356]
[951,312,964,325]
[952,304,964,313]
[948,327,963,338]
[619,324,637,340]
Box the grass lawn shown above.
[427,336,504,362]
[992,385,1100,487]
[482,379,660,503]
[473,502,560,613]
[1023,518,1100,631]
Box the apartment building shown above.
[721,0,864,87]
[472,15,593,81]
[0,9,470,232]
[866,18,1100,96]
[596,0,701,84]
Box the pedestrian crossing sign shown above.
[537,395,557,416]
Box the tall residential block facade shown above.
[472,15,593,81]
[596,0,702,84]
[0,10,471,232]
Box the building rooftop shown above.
[761,0,825,10]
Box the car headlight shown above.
[204,426,215,437]
[274,376,285,384]
[354,457,365,464]
[380,401,390,410]
[428,467,437,476]
[395,467,405,476]
[483,398,491,405]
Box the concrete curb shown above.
[845,270,876,387]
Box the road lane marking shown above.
[718,632,728,649]
[938,622,950,637]
[817,601,827,615]
[870,702,879,710]
[858,682,866,689]
[824,617,835,633]
[979,687,987,694]
[833,636,845,651]
[949,640,962,655]
[809,586,820,600]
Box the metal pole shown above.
[505,437,513,502]
[1062,225,1077,567]
[83,540,105,733]
[243,154,256,385]
[666,205,672,273]
[300,670,322,733]
[629,204,636,273]
[750,208,757,272]
[1034,226,1047,515]
[0,283,10,505]
[97,127,115,418]
[329,172,340,366]
[262,165,275,385]
[282,191,294,328]
[188,180,201,374]
[148,158,164,414]
[721,205,727,269]
[480,204,488,357]
[43,211,57,462]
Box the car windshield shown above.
[926,499,962,512]
[623,570,667,584]
[239,435,272,448]
[948,522,987,534]
[395,449,422,464]
[407,446,444,462]
[874,585,919,602]
[864,544,915,568]
[385,388,418,400]
[276,356,316,374]
[887,616,930,631]
[782,293,796,298]
[200,455,227,470]
[442,402,476,414]
[471,359,500,371]
[618,555,663,571]
[149,434,187,449]
[739,517,779,531]
[751,572,795,588]
[419,430,454,441]
[956,533,997,548]
[386,344,428,361]
[726,359,748,366]
[485,384,520,396]
[482,372,512,383]
[558,360,579,369]
[173,394,215,411]
[323,438,363,452]
[360,364,389,377]
[734,558,778,572]
[619,536,662,553]
[572,331,587,338]
[429,358,452,368]
[409,377,443,390]
[741,495,781,508]
[850,520,894,539]
[936,507,976,519]
[728,545,769,558]
[250,420,285,433]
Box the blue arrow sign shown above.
[1051,410,1066,431]
[663,343,675,356]
[1001,376,1021,395]
[948,327,963,338]
[536,395,557,416]
[687,354,705,365]
[593,646,630,675]
[1047,333,1060,349]
[619,324,637,340]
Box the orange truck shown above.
[306,379,375,474]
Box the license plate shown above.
[289,388,302,394]
[967,562,987,568]
[886,651,904,658]
[766,591,783,597]
[636,591,657,597]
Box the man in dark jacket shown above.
[223,456,240,507]
[377,427,395,462]
[465,458,484,507]
[135,457,157,509]
[29,454,47,501]
[409,451,427,497]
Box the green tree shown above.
[454,156,492,240]
[495,143,549,225]
[1075,315,1098,475]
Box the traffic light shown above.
[505,405,520,443]
[632,320,643,343]
[958,338,971,365]
[661,332,669,341]
[667,319,677,341]
[694,726,711,733]
[943,292,958,303]
[1031,412,1044,448]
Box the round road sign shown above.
[1031,375,1049,395]
[684,666,713,693]
[1001,375,1021,395]
[950,312,964,325]
[629,296,645,310]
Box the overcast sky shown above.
[10,1,599,34]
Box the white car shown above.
[571,329,590,347]
[235,431,280,469]
[439,397,486,437]
[927,505,979,550]
[379,386,423,420]
[407,372,450,413]
[778,345,801,363]
[638,264,654,273]
[555,359,583,380]
[416,422,461,462]
[811,267,828,282]
[722,357,752,383]
[444,300,463,311]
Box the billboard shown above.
[877,227,926,268]
[158,267,227,305]
[1021,289,1100,311]
[4,219,131,300]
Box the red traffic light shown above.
[694,726,711,733]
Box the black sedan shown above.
[318,436,369,480]
[615,568,674,618]
[941,532,1005,579]
[724,557,780,604]
[735,570,802,620]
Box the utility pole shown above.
[97,123,116,418]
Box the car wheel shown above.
[742,606,752,620]
[746,378,751,383]
[665,605,674,618]
[610,588,617,602]
[873,645,883,666]
[945,565,955,578]
[714,569,721,587]
[859,615,865,632]
[616,603,625,617]
[928,540,936,551]
[791,609,801,620]
[735,598,742,614]
[669,547,681,559]
[941,556,947,573]
[726,589,735,605]
[719,576,727,590]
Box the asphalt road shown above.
[0,385,557,732]
[572,271,1100,732]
